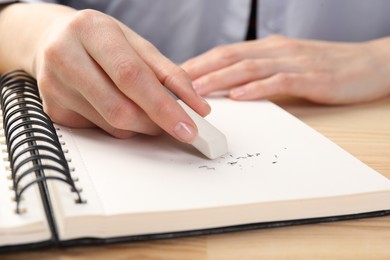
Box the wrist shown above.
[0,3,75,75]
[366,37,390,97]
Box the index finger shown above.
[74,10,201,143]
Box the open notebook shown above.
[1,70,390,252]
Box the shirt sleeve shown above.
[258,0,390,42]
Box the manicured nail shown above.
[174,122,196,143]
[192,80,202,92]
[231,87,246,98]
[198,94,211,109]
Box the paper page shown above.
[0,130,50,246]
[55,99,390,218]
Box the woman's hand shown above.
[0,3,210,142]
[182,35,390,105]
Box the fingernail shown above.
[174,122,196,143]
[192,80,202,92]
[199,94,211,109]
[231,87,246,98]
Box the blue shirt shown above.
[8,0,390,62]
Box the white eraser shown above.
[177,100,228,159]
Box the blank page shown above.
[54,99,390,218]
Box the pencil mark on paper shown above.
[195,146,288,171]
[272,154,278,164]
[198,165,215,170]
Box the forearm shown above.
[0,2,75,74]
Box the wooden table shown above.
[2,97,390,259]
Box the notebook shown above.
[1,70,390,252]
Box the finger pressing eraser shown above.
[177,100,228,159]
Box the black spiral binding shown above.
[0,70,85,214]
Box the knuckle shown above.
[105,101,138,129]
[267,35,301,53]
[282,40,301,53]
[69,9,103,30]
[42,38,67,66]
[212,45,239,64]
[170,66,188,80]
[140,39,158,53]
[69,9,115,38]
[240,59,259,74]
[274,73,293,88]
[114,59,143,88]
[161,65,189,86]
[150,98,172,120]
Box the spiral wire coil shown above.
[0,70,84,214]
